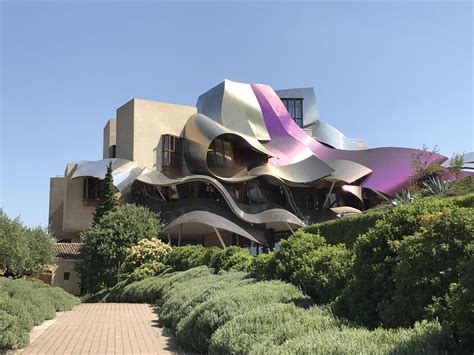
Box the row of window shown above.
[281,98,304,128]
[207,138,234,169]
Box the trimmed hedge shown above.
[0,278,79,349]
[104,267,452,354]
[175,280,309,353]
[164,245,253,272]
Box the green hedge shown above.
[164,245,253,272]
[335,198,474,330]
[0,278,80,349]
[99,266,454,354]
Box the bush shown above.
[211,246,253,271]
[119,238,171,282]
[159,271,252,329]
[335,198,473,328]
[0,278,79,349]
[79,204,164,293]
[445,254,474,352]
[304,210,383,247]
[209,303,339,354]
[175,280,308,353]
[117,266,213,303]
[378,208,474,328]
[261,320,450,355]
[250,251,276,280]
[442,176,474,197]
[274,231,353,304]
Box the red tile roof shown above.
[54,243,83,260]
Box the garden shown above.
[81,175,474,354]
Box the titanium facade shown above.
[49,80,467,247]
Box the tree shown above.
[79,204,164,293]
[0,209,55,277]
[92,161,119,224]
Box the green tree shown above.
[93,161,119,224]
[79,204,164,293]
[0,209,55,277]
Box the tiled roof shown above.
[54,243,83,260]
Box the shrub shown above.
[0,278,79,349]
[378,208,474,328]
[175,280,308,353]
[159,271,252,329]
[117,266,212,303]
[79,204,164,293]
[209,303,339,354]
[445,254,474,352]
[250,251,276,280]
[304,210,383,247]
[164,245,211,271]
[274,231,353,304]
[211,246,253,271]
[442,176,474,197]
[335,198,472,328]
[261,320,450,355]
[120,238,171,281]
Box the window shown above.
[83,178,101,200]
[63,272,70,281]
[281,98,304,128]
[207,138,234,169]
[109,145,116,158]
[162,135,182,170]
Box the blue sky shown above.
[1,1,472,227]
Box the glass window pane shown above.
[295,100,302,118]
[288,100,295,118]
[223,141,233,168]
[296,118,303,128]
[163,151,169,166]
[163,135,169,151]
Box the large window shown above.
[207,138,234,169]
[83,177,102,201]
[162,135,182,170]
[281,98,303,128]
[109,145,116,158]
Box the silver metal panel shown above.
[162,210,261,244]
[325,159,372,184]
[197,80,270,142]
[308,121,357,150]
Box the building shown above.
[49,79,452,248]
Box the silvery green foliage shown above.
[422,176,449,196]
[393,189,415,205]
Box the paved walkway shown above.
[21,303,178,355]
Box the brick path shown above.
[21,303,178,355]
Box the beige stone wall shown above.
[62,163,94,236]
[103,119,117,159]
[116,100,134,162]
[116,98,196,170]
[49,177,65,239]
[51,260,81,295]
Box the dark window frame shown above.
[207,138,234,169]
[109,145,116,158]
[83,177,102,201]
[162,134,182,170]
[281,98,304,128]
[63,272,70,281]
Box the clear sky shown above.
[1,1,472,227]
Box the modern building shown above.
[49,79,459,248]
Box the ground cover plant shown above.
[0,278,80,349]
[100,267,453,354]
